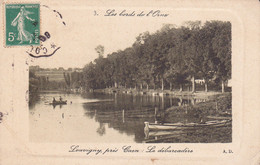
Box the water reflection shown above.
[52,104,65,109]
[96,123,106,136]
[29,92,210,143]
[81,93,206,143]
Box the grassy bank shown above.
[164,93,232,123]
[150,93,232,143]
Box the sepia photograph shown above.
[29,19,232,143]
[1,0,260,164]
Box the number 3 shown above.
[8,32,14,42]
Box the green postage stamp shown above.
[5,4,40,46]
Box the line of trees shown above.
[29,71,40,93]
[29,71,67,92]
[29,68,85,92]
[82,21,231,93]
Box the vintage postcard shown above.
[0,0,259,164]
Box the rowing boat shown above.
[144,119,231,131]
[49,100,67,105]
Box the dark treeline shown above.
[29,70,83,92]
[83,21,231,93]
[29,71,66,92]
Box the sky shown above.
[29,6,215,69]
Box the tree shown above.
[82,21,231,93]
[166,44,189,92]
[195,24,216,92]
[180,21,204,92]
[95,45,105,58]
[29,71,40,93]
[63,72,71,89]
[83,62,98,90]
[210,21,231,92]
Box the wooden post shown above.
[122,109,125,123]
[179,84,183,92]
[191,75,195,93]
[154,107,158,123]
[161,78,164,91]
[221,80,225,93]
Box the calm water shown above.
[29,92,230,143]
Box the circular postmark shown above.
[26,31,61,58]
[26,5,66,58]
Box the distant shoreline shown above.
[97,88,228,98]
[31,88,230,99]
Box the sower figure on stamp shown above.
[11,6,35,44]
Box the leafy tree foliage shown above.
[95,45,105,58]
[83,21,231,92]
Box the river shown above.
[29,91,231,143]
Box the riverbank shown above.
[149,93,232,143]
[36,87,225,99]
[164,93,232,123]
[94,87,223,98]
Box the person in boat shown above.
[199,116,206,124]
[52,97,56,103]
[59,96,63,102]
